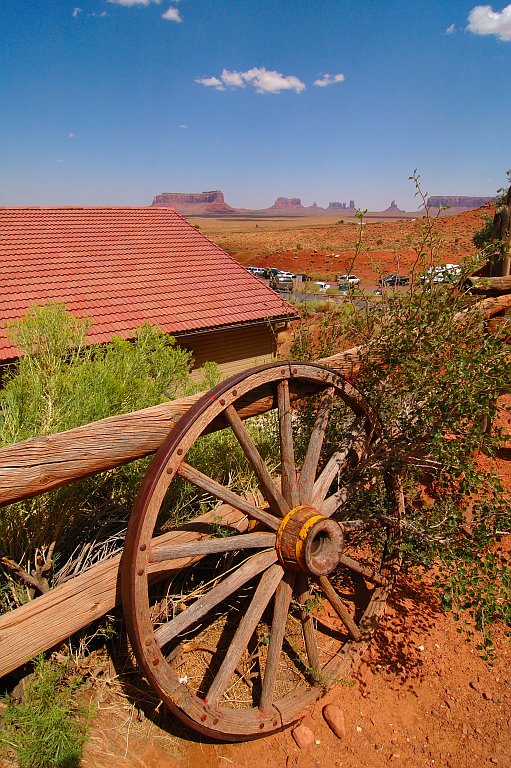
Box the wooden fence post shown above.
[491,185,511,277]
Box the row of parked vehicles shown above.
[376,265,462,290]
[248,264,462,295]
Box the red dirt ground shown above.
[82,574,511,768]
[79,205,510,767]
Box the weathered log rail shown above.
[0,292,510,679]
[466,276,511,295]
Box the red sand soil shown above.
[80,206,510,767]
[82,578,511,768]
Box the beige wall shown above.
[178,323,278,379]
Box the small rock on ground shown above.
[292,724,315,748]
[323,704,346,739]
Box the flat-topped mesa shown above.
[427,195,496,209]
[151,190,235,213]
[270,197,304,210]
[327,201,356,211]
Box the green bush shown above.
[0,304,222,607]
[472,213,494,251]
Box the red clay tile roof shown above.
[0,207,296,361]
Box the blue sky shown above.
[1,1,510,210]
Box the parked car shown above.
[420,264,462,284]
[378,273,410,287]
[270,275,293,292]
[247,266,266,277]
[338,274,360,289]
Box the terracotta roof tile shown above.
[0,207,296,361]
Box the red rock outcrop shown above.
[151,190,235,213]
[383,200,404,212]
[270,197,304,210]
[427,195,496,209]
[327,201,356,210]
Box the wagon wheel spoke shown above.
[322,475,377,518]
[295,572,320,673]
[277,380,299,507]
[259,571,295,711]
[224,404,290,518]
[317,574,362,641]
[339,519,370,532]
[312,415,369,505]
[149,532,277,564]
[206,563,284,706]
[338,553,388,586]
[154,549,278,648]
[299,387,335,504]
[177,462,279,531]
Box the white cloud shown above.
[445,23,456,34]
[313,73,345,87]
[108,0,161,6]
[162,6,182,21]
[467,4,511,41]
[196,76,225,90]
[243,68,305,93]
[179,124,189,129]
[72,7,82,17]
[220,69,245,87]
[196,67,306,94]
[68,132,76,139]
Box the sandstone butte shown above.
[150,189,496,216]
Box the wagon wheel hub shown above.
[276,505,344,576]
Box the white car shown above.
[421,264,461,284]
[270,275,293,292]
[338,274,360,288]
[247,266,266,277]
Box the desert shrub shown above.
[358,283,511,651]
[290,302,355,360]
[290,178,511,651]
[472,213,494,251]
[0,304,222,607]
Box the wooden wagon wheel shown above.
[121,362,403,740]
